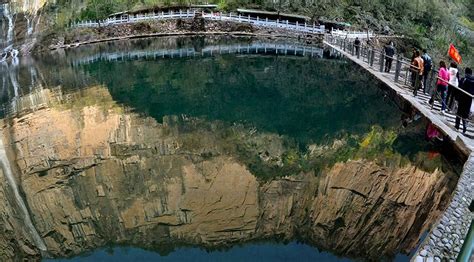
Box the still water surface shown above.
[0,36,464,261]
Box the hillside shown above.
[7,0,474,64]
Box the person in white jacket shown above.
[446,62,459,110]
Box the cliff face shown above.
[0,85,457,261]
[0,168,39,260]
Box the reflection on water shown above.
[46,242,354,262]
[0,36,465,261]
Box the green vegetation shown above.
[45,0,472,64]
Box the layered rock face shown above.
[0,85,457,261]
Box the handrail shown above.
[70,10,326,34]
[435,76,474,99]
[326,35,474,100]
[457,219,474,262]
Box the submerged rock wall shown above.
[0,85,458,261]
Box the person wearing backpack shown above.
[455,67,474,134]
[421,49,432,94]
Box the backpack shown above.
[423,54,432,71]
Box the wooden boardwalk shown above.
[324,36,474,152]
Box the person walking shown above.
[354,37,361,57]
[455,67,474,134]
[384,41,395,73]
[412,50,424,95]
[429,61,450,113]
[421,49,432,94]
[446,62,459,110]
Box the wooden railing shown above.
[71,10,326,34]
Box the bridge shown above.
[324,35,473,262]
[72,10,326,34]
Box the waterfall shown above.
[2,3,15,48]
[1,0,48,56]
[0,137,47,251]
[1,3,18,58]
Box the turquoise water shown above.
[46,242,353,262]
[0,36,464,261]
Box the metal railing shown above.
[325,34,474,134]
[331,28,375,39]
[325,35,473,100]
[71,10,326,34]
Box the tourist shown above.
[421,49,432,94]
[410,48,417,63]
[411,50,424,94]
[354,37,361,57]
[446,62,459,110]
[429,61,450,113]
[455,67,474,134]
[384,41,395,73]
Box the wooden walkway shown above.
[324,35,474,152]
[72,10,326,34]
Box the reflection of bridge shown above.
[71,43,325,66]
[325,35,474,262]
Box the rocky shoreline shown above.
[415,154,474,261]
[37,18,323,52]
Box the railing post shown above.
[257,16,259,22]
[394,59,402,83]
[248,15,250,22]
[277,19,279,26]
[379,50,384,72]
[370,48,375,66]
[239,14,241,21]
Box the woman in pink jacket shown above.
[429,61,450,112]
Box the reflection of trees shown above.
[83,55,401,145]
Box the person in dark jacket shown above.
[421,49,432,93]
[384,41,395,72]
[354,37,361,57]
[455,67,474,134]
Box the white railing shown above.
[331,28,374,39]
[71,42,325,66]
[71,10,326,34]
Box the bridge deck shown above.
[324,38,474,153]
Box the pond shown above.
[0,36,465,261]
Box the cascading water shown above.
[0,137,47,251]
[1,0,48,57]
[1,3,18,59]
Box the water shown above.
[46,242,357,262]
[0,36,465,261]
